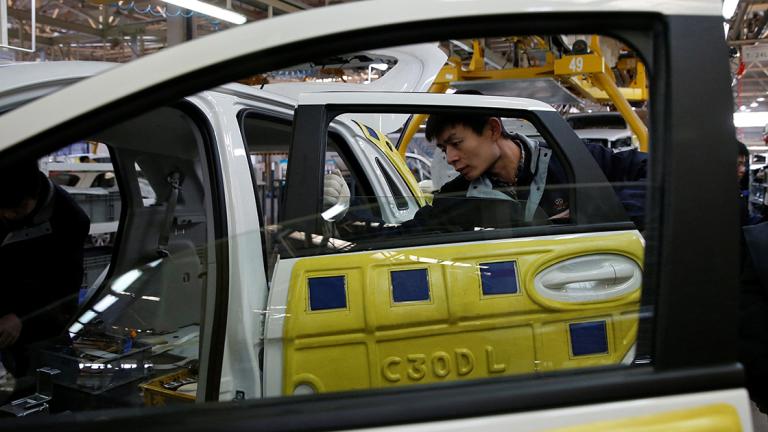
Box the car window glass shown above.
[0,28,654,423]
[0,104,219,416]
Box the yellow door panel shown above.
[546,404,741,432]
[375,327,536,387]
[287,343,371,394]
[282,231,643,395]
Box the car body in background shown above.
[566,111,638,151]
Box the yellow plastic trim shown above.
[282,231,643,394]
[353,120,426,206]
[546,404,742,432]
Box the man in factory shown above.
[0,160,89,386]
[404,92,647,232]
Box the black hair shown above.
[425,89,491,142]
[738,140,749,158]
[0,159,42,209]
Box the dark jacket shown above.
[740,220,768,410]
[405,142,647,232]
[0,176,90,376]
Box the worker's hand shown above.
[0,314,22,349]
[322,169,350,221]
[548,209,570,220]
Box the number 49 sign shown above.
[554,53,606,76]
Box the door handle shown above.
[534,254,641,303]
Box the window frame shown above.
[71,100,230,403]
[283,105,632,256]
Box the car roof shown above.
[0,61,115,112]
[260,44,445,100]
[299,92,556,111]
[0,0,719,153]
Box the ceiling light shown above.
[740,105,748,111]
[751,102,759,107]
[758,98,765,102]
[161,0,246,24]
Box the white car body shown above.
[566,112,638,151]
[574,128,636,151]
[0,1,750,431]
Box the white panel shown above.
[340,389,753,432]
[188,92,268,400]
[0,0,716,152]
[263,257,296,397]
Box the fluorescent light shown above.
[752,102,759,108]
[93,294,119,313]
[734,111,768,127]
[111,269,143,293]
[68,322,84,334]
[723,0,739,19]
[162,0,246,24]
[78,309,98,324]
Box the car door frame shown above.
[0,7,744,432]
[283,95,633,246]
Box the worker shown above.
[0,160,90,387]
[401,104,647,232]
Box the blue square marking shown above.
[480,261,519,295]
[364,126,380,141]
[308,276,347,311]
[569,321,609,356]
[391,269,430,303]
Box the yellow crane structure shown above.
[398,36,649,155]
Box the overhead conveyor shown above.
[398,36,649,155]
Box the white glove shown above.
[322,169,350,221]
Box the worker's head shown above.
[426,113,506,181]
[426,91,507,181]
[0,160,42,223]
[737,140,749,182]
